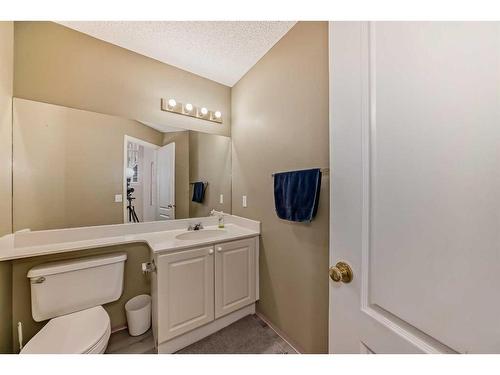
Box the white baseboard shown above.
[157,304,256,354]
[255,312,302,354]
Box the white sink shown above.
[175,229,227,241]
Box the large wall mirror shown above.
[12,98,231,231]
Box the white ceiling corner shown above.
[56,21,296,86]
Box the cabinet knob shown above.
[216,247,222,252]
[208,249,214,255]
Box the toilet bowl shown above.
[22,253,126,354]
[21,306,111,354]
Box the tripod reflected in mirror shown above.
[126,178,139,223]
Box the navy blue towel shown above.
[273,168,321,222]
[192,182,206,203]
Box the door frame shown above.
[123,135,160,223]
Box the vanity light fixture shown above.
[161,98,223,124]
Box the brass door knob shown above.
[329,262,353,283]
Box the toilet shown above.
[20,252,127,354]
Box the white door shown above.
[157,142,175,220]
[142,146,157,221]
[215,238,256,319]
[329,22,500,354]
[156,246,215,342]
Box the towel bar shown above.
[271,168,329,177]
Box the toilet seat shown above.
[85,324,111,354]
[21,306,111,354]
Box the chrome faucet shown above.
[188,222,204,231]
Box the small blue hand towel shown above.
[192,182,206,203]
[273,168,321,222]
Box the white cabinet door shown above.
[215,238,256,318]
[157,246,214,342]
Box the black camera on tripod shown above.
[127,186,135,201]
[126,178,139,223]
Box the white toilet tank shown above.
[27,252,127,322]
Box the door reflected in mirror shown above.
[12,98,231,231]
[124,137,175,223]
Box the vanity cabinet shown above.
[215,238,256,318]
[156,246,215,342]
[153,236,259,352]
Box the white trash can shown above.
[125,294,151,336]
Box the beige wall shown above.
[189,131,232,217]
[0,262,12,353]
[231,22,329,353]
[10,243,150,353]
[0,21,13,354]
[162,131,190,219]
[14,21,231,137]
[13,99,163,231]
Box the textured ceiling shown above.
[57,21,296,86]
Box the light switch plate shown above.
[114,194,123,203]
[219,194,224,204]
[242,195,247,208]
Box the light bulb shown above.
[185,103,193,112]
[214,111,222,119]
[200,107,208,116]
[168,98,176,108]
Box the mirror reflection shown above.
[13,98,231,231]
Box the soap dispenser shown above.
[218,212,225,229]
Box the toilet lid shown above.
[21,306,110,354]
